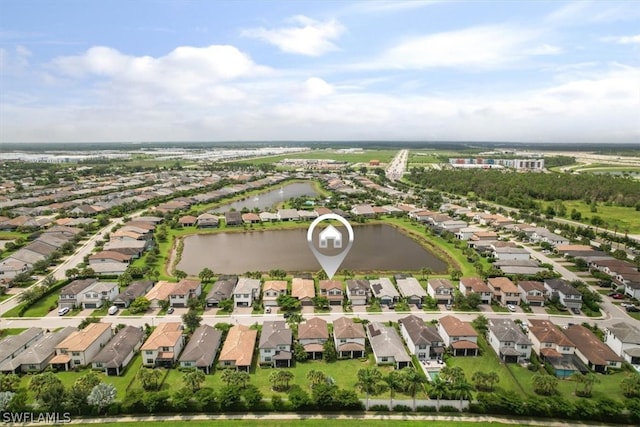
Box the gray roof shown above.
[23,240,57,256]
[35,234,68,248]
[179,325,222,367]
[396,277,427,298]
[0,328,44,362]
[60,278,98,296]
[369,278,400,299]
[277,209,300,220]
[0,327,76,372]
[104,239,147,250]
[207,278,237,301]
[259,321,292,349]
[488,319,531,346]
[608,322,640,345]
[10,248,46,264]
[367,322,412,363]
[92,326,144,368]
[234,277,260,294]
[545,279,581,297]
[400,315,442,346]
[115,280,154,304]
[346,279,370,292]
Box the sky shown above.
[1,0,639,144]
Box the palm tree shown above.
[306,369,327,389]
[582,373,600,397]
[221,369,236,386]
[570,372,584,394]
[401,367,426,411]
[471,371,486,391]
[485,371,499,392]
[452,379,473,411]
[532,373,558,396]
[429,376,448,412]
[383,370,404,409]
[277,370,294,390]
[420,267,433,281]
[182,369,205,393]
[198,267,214,283]
[269,371,281,391]
[355,367,383,410]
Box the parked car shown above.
[626,306,640,313]
[58,307,70,316]
[265,306,271,313]
[571,307,580,315]
[445,304,452,310]
[507,304,516,312]
[611,293,625,300]
[167,307,175,314]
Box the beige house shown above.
[51,323,113,370]
[140,322,185,368]
[291,278,315,306]
[262,280,287,307]
[218,324,257,371]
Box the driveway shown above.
[302,305,315,314]
[531,305,547,315]
[234,306,253,315]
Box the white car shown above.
[58,307,70,316]
[108,305,119,315]
[507,304,516,312]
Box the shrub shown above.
[393,404,412,412]
[439,405,460,413]
[369,404,390,411]
[416,405,437,413]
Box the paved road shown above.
[386,149,409,181]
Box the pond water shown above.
[212,182,319,213]
[177,223,447,274]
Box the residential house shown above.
[458,277,492,304]
[527,319,578,378]
[298,317,329,360]
[179,325,222,374]
[224,211,242,226]
[366,322,412,369]
[427,278,455,305]
[140,322,185,368]
[346,279,370,306]
[233,277,260,307]
[259,212,279,222]
[487,318,532,363]
[0,327,76,374]
[0,328,44,366]
[395,276,427,305]
[518,281,546,307]
[262,280,287,307]
[0,259,29,282]
[144,281,176,309]
[277,209,300,221]
[242,213,261,224]
[487,277,520,306]
[88,250,132,265]
[351,204,376,217]
[80,281,119,309]
[399,315,444,361]
[564,324,623,373]
[91,325,144,376]
[51,323,113,370]
[112,280,154,308]
[218,324,257,371]
[259,321,293,367]
[604,322,640,366]
[333,317,367,358]
[319,279,343,305]
[58,278,98,309]
[291,278,315,306]
[493,247,530,261]
[196,213,219,228]
[169,279,202,307]
[437,315,479,356]
[206,276,238,307]
[103,239,147,258]
[544,279,583,310]
[178,215,197,227]
[369,278,400,306]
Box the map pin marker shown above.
[307,213,354,280]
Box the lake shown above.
[212,181,319,213]
[177,223,447,274]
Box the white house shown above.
[80,281,119,309]
[487,318,532,363]
[427,278,454,305]
[544,279,582,310]
[399,315,444,361]
[52,323,113,369]
[140,322,185,368]
[234,277,261,307]
[604,322,640,366]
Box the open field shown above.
[2,291,59,318]
[228,149,398,166]
[540,200,640,234]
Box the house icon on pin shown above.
[318,224,342,249]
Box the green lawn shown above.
[0,327,27,338]
[163,355,426,400]
[228,149,398,166]
[73,421,526,427]
[540,200,640,234]
[2,292,59,318]
[447,337,525,398]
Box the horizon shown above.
[1,0,639,144]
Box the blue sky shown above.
[1,0,639,143]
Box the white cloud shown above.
[241,15,345,56]
[602,34,640,45]
[365,25,551,70]
[301,77,334,99]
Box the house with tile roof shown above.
[0,327,76,374]
[262,280,287,307]
[140,322,185,368]
[487,318,532,363]
[291,278,315,306]
[333,317,366,359]
[298,317,329,360]
[399,315,444,361]
[527,319,579,378]
[319,279,344,305]
[91,325,144,376]
[564,324,623,373]
[604,322,640,366]
[52,323,113,370]
[458,277,492,304]
[437,315,479,356]
[218,324,257,371]
[366,322,412,369]
[259,321,292,368]
[179,324,222,374]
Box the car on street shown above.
[507,304,516,312]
